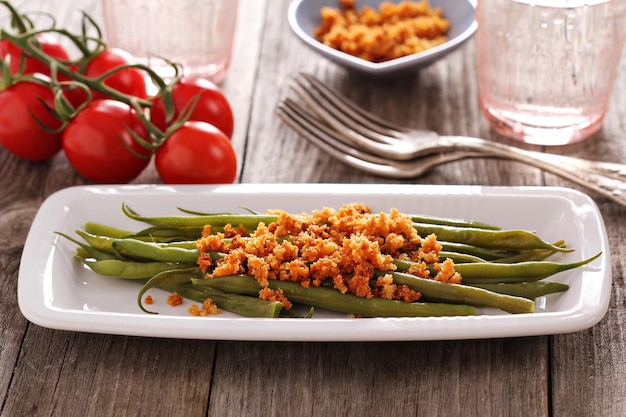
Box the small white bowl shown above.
[287,0,477,76]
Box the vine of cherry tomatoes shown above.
[0,2,237,184]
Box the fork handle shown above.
[443,136,626,206]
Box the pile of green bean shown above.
[58,204,601,319]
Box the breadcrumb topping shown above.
[314,0,450,63]
[188,298,222,316]
[167,292,183,306]
[196,203,460,310]
[259,287,293,310]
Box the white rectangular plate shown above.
[18,184,611,341]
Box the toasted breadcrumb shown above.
[315,0,450,63]
[418,234,442,263]
[259,287,293,310]
[189,298,222,316]
[197,251,214,272]
[407,260,430,278]
[373,275,421,302]
[224,223,249,238]
[201,223,250,239]
[167,292,183,306]
[196,203,461,306]
[434,258,462,284]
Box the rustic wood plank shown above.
[208,339,549,417]
[550,203,626,417]
[0,162,34,407]
[0,100,57,413]
[219,0,267,181]
[2,329,217,417]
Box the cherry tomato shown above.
[0,78,63,162]
[62,99,151,183]
[151,77,234,138]
[0,33,70,76]
[155,121,237,184]
[66,48,148,107]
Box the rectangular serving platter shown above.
[18,183,611,341]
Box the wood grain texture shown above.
[208,339,549,417]
[1,0,625,416]
[3,331,217,417]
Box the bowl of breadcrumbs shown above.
[288,0,476,75]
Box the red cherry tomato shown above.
[87,48,147,99]
[0,33,70,76]
[151,77,234,138]
[0,78,63,162]
[66,48,148,107]
[155,121,237,184]
[62,99,151,183]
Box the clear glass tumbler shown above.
[476,0,625,145]
[100,0,238,84]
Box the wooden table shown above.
[1,0,625,416]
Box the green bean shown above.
[393,252,601,283]
[414,222,571,252]
[439,251,486,263]
[122,203,277,231]
[84,222,134,238]
[76,257,191,279]
[75,230,118,253]
[167,209,500,231]
[111,239,201,264]
[467,282,569,299]
[83,225,201,245]
[410,215,501,230]
[167,283,284,318]
[56,232,118,261]
[176,208,242,216]
[122,238,199,250]
[129,226,204,241]
[452,252,601,284]
[439,241,519,261]
[138,268,283,317]
[440,239,569,263]
[386,271,535,314]
[193,275,477,317]
[492,240,567,263]
[74,246,117,261]
[278,307,311,318]
[76,230,200,259]
[155,240,198,250]
[160,206,502,231]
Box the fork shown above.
[276,72,626,207]
[278,97,491,177]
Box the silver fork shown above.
[276,72,626,207]
[277,97,491,177]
